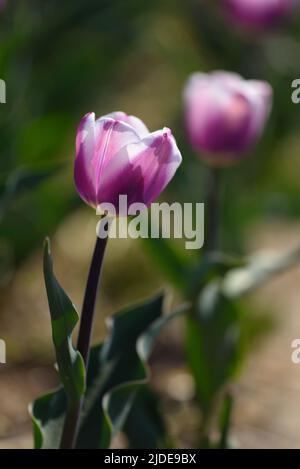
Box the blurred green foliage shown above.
[1,0,300,449]
[0,0,300,269]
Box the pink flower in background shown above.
[74,111,182,212]
[183,71,272,164]
[223,0,298,31]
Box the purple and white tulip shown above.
[183,71,272,164]
[223,0,298,31]
[74,111,182,212]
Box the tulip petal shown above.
[97,128,182,211]
[75,112,98,206]
[223,0,295,29]
[243,80,273,144]
[212,73,273,146]
[184,71,272,157]
[105,111,149,138]
[75,114,140,206]
[185,74,253,153]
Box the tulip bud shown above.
[74,111,182,213]
[183,71,272,165]
[223,0,298,31]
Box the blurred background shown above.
[1,0,300,448]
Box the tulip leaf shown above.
[186,280,240,411]
[122,386,168,449]
[31,388,67,450]
[30,293,187,449]
[218,393,234,449]
[101,302,188,444]
[222,246,300,298]
[186,247,297,413]
[43,238,85,405]
[188,252,246,297]
[75,292,164,449]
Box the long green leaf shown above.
[123,387,168,449]
[222,246,300,298]
[43,238,85,405]
[186,281,239,411]
[218,393,234,449]
[30,293,188,448]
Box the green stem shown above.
[60,235,108,449]
[205,167,221,253]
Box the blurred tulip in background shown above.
[183,71,272,164]
[223,0,298,31]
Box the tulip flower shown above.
[74,111,182,213]
[223,0,298,31]
[183,71,272,164]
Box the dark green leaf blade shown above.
[30,292,189,449]
[123,387,168,449]
[186,281,240,412]
[103,302,189,447]
[76,293,165,448]
[223,246,300,298]
[218,393,234,449]
[43,238,85,405]
[30,389,67,449]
